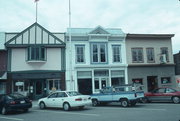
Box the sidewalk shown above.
[32,100,38,108]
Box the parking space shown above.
[0,103,180,121]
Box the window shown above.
[132,48,143,63]
[48,79,61,91]
[161,47,169,61]
[161,77,171,84]
[48,93,57,98]
[91,43,107,63]
[146,48,155,63]
[75,45,85,63]
[28,46,45,61]
[112,45,121,62]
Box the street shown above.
[0,102,180,121]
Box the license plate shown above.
[20,101,25,103]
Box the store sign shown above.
[15,82,24,86]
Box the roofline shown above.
[126,34,175,38]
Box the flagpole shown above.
[36,1,38,22]
[69,0,73,90]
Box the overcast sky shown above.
[0,0,179,53]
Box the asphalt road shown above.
[0,102,180,121]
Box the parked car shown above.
[0,93,32,115]
[38,91,91,111]
[142,87,180,104]
[91,85,144,107]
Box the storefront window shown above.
[0,82,6,94]
[48,79,61,91]
[111,77,125,86]
[161,77,171,84]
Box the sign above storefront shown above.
[15,82,24,86]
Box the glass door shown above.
[94,78,108,92]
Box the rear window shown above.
[66,91,81,96]
[7,93,25,99]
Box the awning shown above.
[0,71,7,80]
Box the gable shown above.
[5,22,65,47]
[89,26,110,34]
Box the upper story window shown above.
[132,48,143,63]
[75,45,85,63]
[146,48,155,63]
[27,46,46,61]
[161,47,169,62]
[112,45,121,62]
[91,43,107,63]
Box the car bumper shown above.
[70,100,92,107]
[6,103,32,111]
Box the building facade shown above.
[126,34,175,92]
[0,32,7,94]
[5,23,66,99]
[65,26,128,94]
[174,51,180,88]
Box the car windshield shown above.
[7,93,25,99]
[66,91,81,96]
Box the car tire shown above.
[63,103,70,111]
[92,99,98,106]
[39,102,46,109]
[121,99,129,107]
[172,96,180,104]
[1,107,7,115]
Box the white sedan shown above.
[38,91,91,111]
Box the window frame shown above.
[112,45,121,63]
[75,45,85,63]
[91,43,107,64]
[146,48,155,63]
[160,47,169,62]
[27,46,46,61]
[131,48,144,63]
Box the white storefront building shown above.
[65,26,128,94]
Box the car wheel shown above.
[92,99,98,106]
[63,103,70,111]
[172,96,180,104]
[39,102,46,109]
[1,107,7,115]
[121,99,129,107]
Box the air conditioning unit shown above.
[160,54,167,64]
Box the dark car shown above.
[142,87,180,104]
[0,93,32,115]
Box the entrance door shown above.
[78,79,92,95]
[34,80,44,99]
[147,76,158,92]
[94,78,108,92]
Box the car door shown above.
[54,92,68,108]
[149,88,165,102]
[45,93,57,107]
[164,88,176,101]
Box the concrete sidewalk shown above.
[32,100,38,108]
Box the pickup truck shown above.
[91,85,144,107]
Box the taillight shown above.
[10,101,16,104]
[75,98,82,101]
